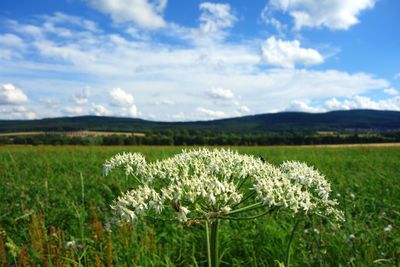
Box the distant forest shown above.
[1,131,400,146]
[1,109,400,145]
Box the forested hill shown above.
[0,109,400,134]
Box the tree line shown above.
[1,131,399,146]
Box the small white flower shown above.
[348,234,356,241]
[66,240,76,248]
[220,206,231,214]
[177,206,190,222]
[384,224,392,232]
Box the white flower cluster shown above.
[103,152,146,176]
[105,148,343,223]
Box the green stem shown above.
[285,217,301,267]
[227,202,264,215]
[231,191,256,209]
[205,221,212,267]
[210,220,220,267]
[220,207,275,220]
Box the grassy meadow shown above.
[0,145,399,266]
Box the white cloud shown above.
[383,88,398,96]
[41,12,99,32]
[238,105,250,113]
[108,88,139,117]
[0,34,26,59]
[171,112,186,121]
[63,106,85,115]
[109,88,135,106]
[40,98,60,108]
[7,20,43,38]
[87,0,167,29]
[127,105,139,117]
[0,106,36,119]
[90,103,113,116]
[207,87,234,100]
[199,2,236,33]
[153,99,175,106]
[261,37,324,69]
[0,33,25,49]
[285,100,324,112]
[286,95,400,113]
[196,107,227,120]
[331,96,400,111]
[205,87,251,116]
[72,87,91,105]
[266,0,376,30]
[0,83,29,105]
[0,14,393,121]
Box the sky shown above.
[0,0,399,121]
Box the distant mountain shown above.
[0,110,400,134]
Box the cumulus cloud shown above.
[0,106,36,120]
[90,103,113,116]
[196,107,227,120]
[108,88,139,117]
[72,87,91,105]
[383,88,398,96]
[285,100,324,113]
[109,88,135,106]
[87,0,167,29]
[0,83,29,105]
[205,87,251,116]
[261,37,324,69]
[206,87,234,100]
[62,106,85,115]
[238,105,250,113]
[286,95,400,113]
[199,2,236,33]
[266,0,376,30]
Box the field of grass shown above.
[0,145,399,266]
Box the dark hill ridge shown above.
[0,109,399,133]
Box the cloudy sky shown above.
[0,0,399,121]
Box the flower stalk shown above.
[210,220,219,267]
[285,216,302,267]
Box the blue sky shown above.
[0,0,399,120]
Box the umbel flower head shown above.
[105,148,343,223]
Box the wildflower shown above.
[220,206,231,214]
[103,152,146,176]
[105,148,343,223]
[104,222,111,232]
[66,240,76,248]
[384,224,392,232]
[77,243,84,251]
[348,234,356,241]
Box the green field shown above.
[0,145,399,266]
